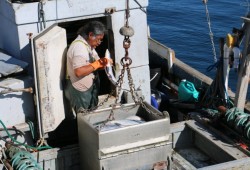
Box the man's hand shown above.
[110,58,113,65]
[90,58,109,70]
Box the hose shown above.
[26,120,35,140]
[0,128,26,146]
[0,119,52,150]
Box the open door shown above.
[32,24,67,135]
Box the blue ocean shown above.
[147,0,249,99]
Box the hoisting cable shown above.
[38,0,47,32]
[202,0,217,63]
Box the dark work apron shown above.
[64,41,100,112]
[65,76,99,112]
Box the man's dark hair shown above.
[77,21,106,39]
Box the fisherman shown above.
[64,21,110,113]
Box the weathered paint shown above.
[32,25,67,133]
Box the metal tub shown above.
[77,102,171,170]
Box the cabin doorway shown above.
[58,16,115,96]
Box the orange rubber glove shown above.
[90,58,108,71]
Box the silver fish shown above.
[95,116,145,132]
[105,49,117,86]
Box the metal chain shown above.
[106,66,126,121]
[78,66,126,116]
[126,66,138,103]
[80,0,163,124]
[125,0,130,27]
[85,66,127,131]
[78,90,114,115]
[126,65,163,117]
[120,36,162,117]
[203,0,217,63]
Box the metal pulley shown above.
[119,26,134,37]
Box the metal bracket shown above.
[105,7,116,14]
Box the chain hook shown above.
[121,57,132,66]
[123,36,131,49]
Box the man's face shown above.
[88,32,104,49]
